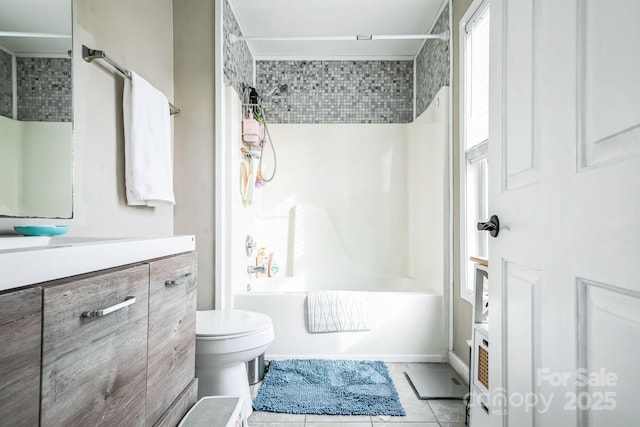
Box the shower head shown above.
[261,84,288,99]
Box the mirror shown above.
[0,0,73,219]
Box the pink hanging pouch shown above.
[242,117,264,145]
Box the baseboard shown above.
[266,354,448,363]
[448,350,469,384]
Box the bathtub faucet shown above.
[247,265,266,275]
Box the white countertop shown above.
[0,235,196,292]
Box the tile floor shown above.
[248,363,468,427]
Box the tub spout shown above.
[247,265,266,275]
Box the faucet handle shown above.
[245,235,256,257]
[247,265,266,274]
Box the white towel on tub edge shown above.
[306,290,371,333]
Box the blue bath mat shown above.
[253,359,405,416]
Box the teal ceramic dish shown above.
[14,225,70,237]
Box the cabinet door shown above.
[146,252,197,426]
[472,327,489,396]
[470,388,492,427]
[41,264,149,427]
[0,287,41,427]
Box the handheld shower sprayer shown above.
[261,84,288,100]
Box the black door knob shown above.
[477,215,500,238]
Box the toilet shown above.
[195,309,275,420]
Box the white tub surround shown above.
[0,235,195,291]
[227,88,450,298]
[223,86,450,362]
[235,291,446,362]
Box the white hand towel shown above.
[307,290,371,333]
[123,71,175,206]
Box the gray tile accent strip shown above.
[16,57,71,122]
[256,60,413,124]
[415,4,450,117]
[223,0,254,95]
[0,49,12,118]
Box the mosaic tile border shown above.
[223,0,254,96]
[256,60,413,124]
[17,57,72,122]
[415,4,450,117]
[0,49,13,118]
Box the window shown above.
[460,0,490,302]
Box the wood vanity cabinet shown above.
[146,252,198,427]
[36,251,198,427]
[0,251,198,426]
[41,264,150,426]
[0,287,42,427]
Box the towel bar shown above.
[82,44,180,115]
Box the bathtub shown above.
[233,277,447,362]
[223,86,450,362]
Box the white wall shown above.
[67,0,175,237]
[173,0,216,310]
[407,87,449,294]
[258,123,409,278]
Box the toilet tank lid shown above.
[196,309,273,337]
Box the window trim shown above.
[459,0,490,303]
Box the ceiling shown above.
[229,0,446,59]
[0,0,71,55]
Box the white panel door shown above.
[487,0,640,426]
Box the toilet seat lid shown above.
[196,309,272,337]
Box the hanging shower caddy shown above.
[242,102,265,146]
[239,86,278,193]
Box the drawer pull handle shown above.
[482,338,489,347]
[481,402,489,414]
[82,296,136,318]
[165,273,193,287]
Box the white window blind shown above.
[464,5,490,150]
